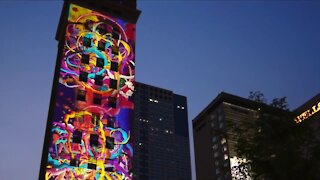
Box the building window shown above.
[96,58,104,68]
[93,93,102,105]
[70,158,79,167]
[214,152,219,158]
[79,71,88,82]
[90,134,99,147]
[87,162,96,170]
[91,113,100,125]
[224,154,229,160]
[110,61,118,72]
[83,37,92,47]
[112,45,119,55]
[97,26,106,35]
[212,144,218,150]
[107,116,115,128]
[223,146,227,152]
[109,79,118,89]
[77,89,86,101]
[212,136,218,143]
[215,161,219,166]
[112,28,119,39]
[108,97,117,108]
[219,122,224,129]
[81,54,90,64]
[94,74,103,86]
[105,167,114,172]
[106,137,115,149]
[221,138,226,144]
[215,168,220,174]
[98,41,106,51]
[72,130,82,144]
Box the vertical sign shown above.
[40,1,139,179]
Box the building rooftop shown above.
[192,92,292,127]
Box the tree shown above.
[231,91,320,180]
[248,91,267,104]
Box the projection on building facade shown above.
[39,1,140,179]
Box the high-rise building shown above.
[192,92,290,180]
[133,82,192,180]
[39,0,140,179]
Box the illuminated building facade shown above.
[133,82,192,180]
[294,93,320,124]
[294,93,320,140]
[192,92,290,180]
[39,0,140,179]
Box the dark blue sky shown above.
[0,1,319,179]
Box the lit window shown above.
[181,106,185,109]
[221,138,226,144]
[96,58,104,68]
[224,154,229,160]
[223,146,227,151]
[98,41,106,51]
[159,118,162,121]
[94,74,103,86]
[110,61,118,72]
[165,130,169,133]
[149,98,153,102]
[154,100,158,103]
[139,143,142,146]
[79,71,88,82]
[81,54,90,64]
[177,106,180,108]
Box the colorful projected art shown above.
[45,4,136,180]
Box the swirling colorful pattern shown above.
[45,4,136,180]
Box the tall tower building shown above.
[133,82,192,180]
[39,0,140,179]
[193,92,290,180]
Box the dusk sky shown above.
[0,0,319,179]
